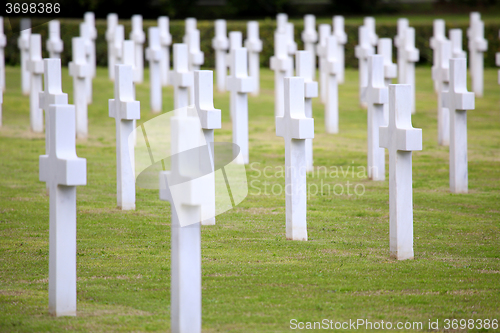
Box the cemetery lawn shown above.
[1,65,499,333]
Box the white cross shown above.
[18,19,31,95]
[430,19,446,93]
[80,22,93,104]
[183,17,197,44]
[276,13,288,34]
[333,16,347,84]
[301,15,317,81]
[46,20,63,59]
[39,103,86,317]
[296,50,318,172]
[379,84,422,260]
[449,29,467,59]
[325,35,340,134]
[0,16,6,93]
[123,40,139,93]
[355,25,374,108]
[84,12,97,79]
[27,34,44,133]
[212,20,229,92]
[245,21,263,96]
[112,25,125,65]
[69,37,90,139]
[394,18,408,84]
[146,27,162,113]
[432,39,451,146]
[130,15,145,83]
[363,55,388,181]
[276,77,314,241]
[467,12,480,77]
[159,16,172,87]
[193,70,221,225]
[468,14,487,97]
[109,64,140,210]
[187,29,204,105]
[226,31,242,93]
[442,58,474,194]
[39,59,68,166]
[227,48,253,165]
[401,26,419,114]
[286,23,297,74]
[317,24,331,104]
[106,13,118,80]
[364,17,378,47]
[377,38,397,125]
[270,31,290,118]
[170,43,193,110]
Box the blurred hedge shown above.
[4,18,500,69]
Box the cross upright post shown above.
[146,27,162,113]
[401,27,419,114]
[27,34,44,133]
[170,44,193,111]
[276,77,314,241]
[109,64,141,210]
[379,84,422,260]
[84,12,97,80]
[227,48,253,165]
[80,22,93,104]
[187,29,204,105]
[355,25,374,108]
[130,15,145,83]
[443,58,474,193]
[47,20,63,59]
[469,16,487,97]
[364,17,378,48]
[363,55,388,181]
[301,15,317,81]
[245,21,263,96]
[69,37,90,139]
[0,17,6,93]
[433,39,451,146]
[39,103,87,316]
[286,23,297,75]
[159,16,173,87]
[296,51,318,172]
[194,70,221,225]
[449,29,467,59]
[325,35,340,134]
[467,12,480,78]
[106,13,118,80]
[112,25,125,66]
[333,16,347,84]
[18,19,31,95]
[212,20,229,92]
[377,38,397,124]
[430,19,447,93]
[270,32,290,118]
[316,24,331,104]
[394,18,409,84]
[183,17,197,44]
[497,30,500,84]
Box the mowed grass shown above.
[0,64,499,332]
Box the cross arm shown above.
[17,36,30,50]
[56,157,87,186]
[39,93,68,111]
[270,56,291,72]
[160,34,172,47]
[212,36,229,50]
[301,30,318,44]
[145,47,162,62]
[355,45,374,59]
[69,62,88,78]
[334,31,347,44]
[0,35,7,47]
[396,128,422,151]
[326,58,340,75]
[472,38,488,52]
[244,39,263,53]
[170,71,193,89]
[27,59,44,74]
[304,81,318,99]
[190,51,204,66]
[226,75,255,94]
[47,39,64,52]
[405,48,420,62]
[130,30,146,43]
[276,116,314,140]
[109,99,140,120]
[384,63,397,79]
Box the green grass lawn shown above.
[0,65,499,332]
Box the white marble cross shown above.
[432,39,451,146]
[47,20,63,59]
[146,27,162,113]
[170,44,193,110]
[159,16,172,87]
[80,22,93,104]
[18,19,31,95]
[468,13,487,97]
[296,51,318,172]
[355,25,374,108]
[301,15,317,81]
[276,13,288,34]
[227,31,242,120]
[27,34,44,133]
[39,59,68,175]
[325,35,339,134]
[379,84,422,260]
[364,17,378,47]
[0,17,6,93]
[130,15,145,83]
[377,38,397,125]
[317,24,331,104]
[394,18,408,84]
[183,17,197,44]
[123,40,139,95]
[430,19,447,93]
[276,77,314,241]
[401,27,419,114]
[109,64,140,210]
[69,37,90,139]
[39,103,86,317]
[363,55,388,181]
[449,29,467,59]
[187,29,204,105]
[84,12,97,81]
[443,58,474,193]
[333,16,347,84]
[113,25,125,65]
[212,20,229,92]
[227,48,253,165]
[270,31,290,118]
[286,23,297,75]
[194,70,221,225]
[245,21,263,96]
[106,13,118,80]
